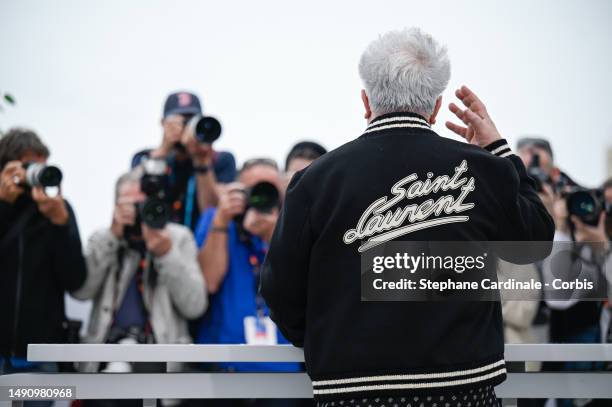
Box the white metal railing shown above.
[0,344,610,406]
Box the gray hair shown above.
[358,27,451,116]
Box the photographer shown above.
[0,128,86,377]
[193,159,302,403]
[131,91,237,230]
[73,168,207,375]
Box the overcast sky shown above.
[2,0,612,320]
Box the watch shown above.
[194,165,210,174]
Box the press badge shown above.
[244,316,278,345]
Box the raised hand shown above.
[446,85,502,148]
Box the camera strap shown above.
[0,204,37,254]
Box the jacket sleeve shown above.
[260,170,312,347]
[484,139,555,243]
[51,201,87,293]
[72,228,122,300]
[153,225,207,319]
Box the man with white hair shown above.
[261,28,554,406]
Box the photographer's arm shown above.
[197,190,244,293]
[198,213,230,294]
[260,170,312,347]
[154,226,207,319]
[194,152,236,210]
[195,165,219,210]
[50,201,87,293]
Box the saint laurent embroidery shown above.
[343,160,475,252]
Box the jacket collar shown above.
[363,111,432,135]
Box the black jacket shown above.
[261,112,555,401]
[0,195,87,358]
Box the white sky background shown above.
[1,0,612,321]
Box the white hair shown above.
[358,28,451,116]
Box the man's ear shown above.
[429,96,442,125]
[361,89,372,121]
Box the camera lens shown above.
[248,182,280,213]
[38,166,63,187]
[567,190,600,226]
[140,198,169,229]
[194,116,222,144]
[24,163,63,187]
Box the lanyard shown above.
[183,175,196,228]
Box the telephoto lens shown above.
[189,115,222,144]
[24,162,63,187]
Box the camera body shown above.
[566,188,611,227]
[23,162,63,187]
[138,159,170,229]
[123,159,171,244]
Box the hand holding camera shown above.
[31,186,69,225]
[0,161,26,203]
[141,223,172,257]
[181,123,213,166]
[214,183,247,227]
[1,160,67,224]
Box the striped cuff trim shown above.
[484,139,514,158]
[312,359,506,395]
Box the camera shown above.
[188,115,222,144]
[527,154,551,193]
[566,188,611,227]
[234,181,280,242]
[123,159,171,244]
[23,162,63,187]
[138,159,170,229]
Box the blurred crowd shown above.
[0,90,611,407]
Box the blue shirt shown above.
[113,272,147,331]
[194,208,301,372]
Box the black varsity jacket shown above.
[260,112,555,401]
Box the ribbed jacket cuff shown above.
[484,139,513,158]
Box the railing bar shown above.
[26,344,612,363]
